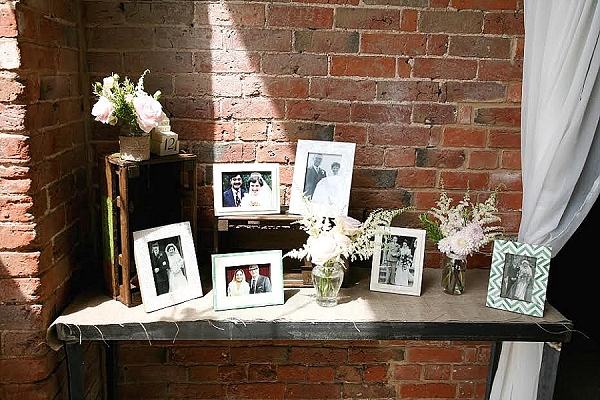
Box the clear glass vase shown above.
[441,252,467,295]
[311,261,345,307]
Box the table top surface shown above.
[47,269,572,349]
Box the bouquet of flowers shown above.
[285,203,411,268]
[91,69,165,136]
[419,184,503,257]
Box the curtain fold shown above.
[490,1,600,399]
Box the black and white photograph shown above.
[213,163,280,216]
[289,140,356,217]
[370,227,425,296]
[133,222,203,312]
[212,250,283,311]
[486,239,552,317]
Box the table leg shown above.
[536,342,562,400]
[65,342,84,400]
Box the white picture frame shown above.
[132,221,203,313]
[369,227,426,297]
[289,139,356,217]
[211,250,284,311]
[213,163,280,216]
[486,239,552,317]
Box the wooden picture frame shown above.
[289,140,356,217]
[369,227,426,296]
[486,239,552,317]
[213,163,280,216]
[211,250,284,311]
[132,221,203,313]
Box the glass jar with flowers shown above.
[285,200,410,307]
[91,69,166,161]
[419,183,503,295]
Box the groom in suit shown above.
[303,153,327,199]
[223,173,247,207]
[248,264,271,294]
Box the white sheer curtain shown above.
[490,1,600,399]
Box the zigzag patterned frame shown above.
[486,239,552,317]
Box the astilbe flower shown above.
[419,184,503,257]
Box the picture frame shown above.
[369,227,426,296]
[486,239,552,317]
[132,221,203,313]
[213,163,280,216]
[211,250,284,311]
[289,139,356,217]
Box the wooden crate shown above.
[100,152,197,306]
[215,210,313,287]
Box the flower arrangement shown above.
[285,199,411,305]
[91,69,165,136]
[419,183,503,257]
[285,202,411,268]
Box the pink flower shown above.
[91,96,115,124]
[334,215,361,236]
[133,94,165,133]
[306,233,342,265]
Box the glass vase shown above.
[441,252,467,295]
[311,261,345,307]
[119,126,151,161]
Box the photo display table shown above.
[47,269,572,400]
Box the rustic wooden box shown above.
[215,210,313,287]
[100,152,197,306]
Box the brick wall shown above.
[0,0,97,398]
[0,0,524,399]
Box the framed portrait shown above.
[486,239,552,317]
[369,227,426,296]
[211,250,284,311]
[213,163,280,216]
[132,221,203,313]
[289,139,356,217]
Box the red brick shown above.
[362,33,426,56]
[200,3,265,27]
[188,365,219,382]
[287,100,350,123]
[0,251,40,277]
[501,149,521,170]
[220,98,285,119]
[453,365,489,380]
[218,364,248,382]
[121,365,187,381]
[331,56,395,78]
[469,150,499,169]
[243,76,309,99]
[414,58,477,79]
[342,383,396,398]
[229,382,286,399]
[439,171,489,190]
[256,143,296,163]
[0,355,58,383]
[334,124,367,144]
[424,364,452,380]
[119,382,169,398]
[446,81,507,102]
[453,0,519,11]
[249,364,277,381]
[336,8,400,30]
[384,148,416,168]
[0,195,33,222]
[489,129,521,148]
[230,345,288,363]
[479,59,523,81]
[401,9,418,31]
[285,383,341,399]
[169,346,229,363]
[484,11,524,35]
[413,103,457,125]
[393,364,421,380]
[377,80,440,102]
[364,365,387,382]
[268,5,333,29]
[289,347,347,364]
[474,106,521,127]
[0,4,18,37]
[351,103,410,124]
[270,121,333,142]
[443,126,487,147]
[277,365,307,381]
[354,146,385,167]
[428,34,449,55]
[225,29,291,52]
[195,50,259,73]
[294,30,358,53]
[124,51,193,74]
[395,168,436,188]
[263,53,328,76]
[335,365,362,382]
[116,344,167,364]
[0,105,26,132]
[406,347,463,363]
[348,347,403,363]
[307,366,334,381]
[310,77,375,101]
[419,10,482,33]
[0,224,36,249]
[0,277,40,302]
[400,382,457,398]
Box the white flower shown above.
[420,183,503,257]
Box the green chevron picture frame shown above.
[486,239,552,317]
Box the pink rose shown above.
[91,96,115,124]
[133,94,165,133]
[334,215,361,236]
[306,233,341,265]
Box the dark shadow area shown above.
[547,200,600,400]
